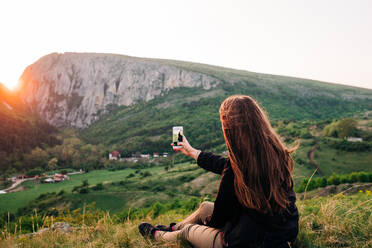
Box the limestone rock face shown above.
[18,53,220,128]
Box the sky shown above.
[0,0,371,90]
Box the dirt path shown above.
[307,139,323,176]
[1,178,34,193]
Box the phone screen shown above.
[173,126,183,148]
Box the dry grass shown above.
[295,191,372,248]
[1,192,371,248]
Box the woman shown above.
[138,95,299,248]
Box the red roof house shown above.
[109,150,121,160]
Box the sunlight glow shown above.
[1,79,19,91]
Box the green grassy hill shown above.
[78,76,372,156]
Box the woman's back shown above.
[197,151,299,248]
[139,95,299,248]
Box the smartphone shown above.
[173,126,183,149]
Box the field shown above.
[1,137,371,215]
[0,162,212,214]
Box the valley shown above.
[0,53,371,247]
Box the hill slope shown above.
[17,52,372,129]
[1,192,371,248]
[0,83,59,168]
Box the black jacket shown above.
[197,151,299,248]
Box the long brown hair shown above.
[220,95,297,214]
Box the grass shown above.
[313,142,372,176]
[292,138,372,185]
[295,191,372,248]
[0,162,206,214]
[0,191,371,248]
[0,166,163,213]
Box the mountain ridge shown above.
[17,52,372,129]
[18,52,221,128]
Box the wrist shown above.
[191,149,201,161]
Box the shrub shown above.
[179,175,196,182]
[141,171,152,178]
[57,190,65,195]
[327,174,341,185]
[60,169,69,175]
[92,183,104,191]
[79,188,89,194]
[72,185,80,193]
[126,173,135,178]
[295,171,372,193]
[326,138,372,152]
[26,167,43,177]
[152,185,165,192]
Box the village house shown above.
[17,174,34,179]
[44,178,55,183]
[17,174,26,179]
[44,174,70,183]
[109,150,121,160]
[123,157,139,163]
[140,154,150,159]
[347,137,363,142]
[53,173,70,182]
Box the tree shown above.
[323,118,358,138]
[0,151,10,171]
[337,118,357,138]
[82,179,89,187]
[24,147,49,169]
[48,157,58,171]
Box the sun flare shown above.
[0,80,19,91]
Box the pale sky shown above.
[0,0,372,90]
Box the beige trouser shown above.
[154,201,224,248]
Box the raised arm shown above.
[171,132,227,175]
[197,151,227,175]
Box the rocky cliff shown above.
[18,52,372,129]
[18,53,221,128]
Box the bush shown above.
[152,185,165,192]
[92,183,104,191]
[126,173,135,178]
[26,167,43,177]
[57,190,65,195]
[79,188,89,194]
[179,175,196,182]
[328,174,341,185]
[60,169,69,175]
[72,185,80,193]
[141,171,152,178]
[82,180,89,187]
[325,138,372,152]
[295,171,372,193]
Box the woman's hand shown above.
[171,132,201,161]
